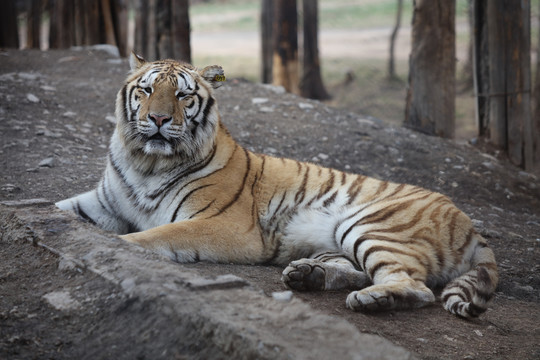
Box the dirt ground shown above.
[1,49,539,359]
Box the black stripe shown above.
[200,97,215,129]
[171,184,214,222]
[121,84,129,122]
[441,291,466,304]
[294,166,310,204]
[268,191,287,226]
[96,181,113,214]
[191,96,215,136]
[146,144,217,201]
[191,94,204,122]
[188,200,215,219]
[211,148,251,217]
[76,202,97,225]
[466,303,486,317]
[322,191,338,207]
[367,261,399,279]
[109,152,136,201]
[362,245,429,275]
[307,169,335,206]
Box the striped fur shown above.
[56,55,498,318]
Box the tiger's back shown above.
[56,54,498,318]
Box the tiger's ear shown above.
[129,52,146,72]
[199,65,226,89]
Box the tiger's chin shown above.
[143,139,175,156]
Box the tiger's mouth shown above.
[147,132,169,142]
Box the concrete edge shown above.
[0,201,416,360]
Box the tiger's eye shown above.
[144,87,152,94]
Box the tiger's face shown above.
[116,53,225,158]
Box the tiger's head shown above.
[115,53,225,160]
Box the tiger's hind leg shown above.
[346,266,436,312]
[282,251,371,291]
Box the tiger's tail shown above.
[441,235,498,318]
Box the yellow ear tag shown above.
[213,74,226,82]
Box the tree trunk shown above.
[100,0,118,47]
[261,0,274,83]
[111,0,129,56]
[300,0,330,100]
[272,0,299,94]
[461,0,474,90]
[135,0,149,56]
[533,1,540,168]
[472,0,489,137]
[0,1,18,48]
[74,1,85,46]
[404,0,456,138]
[141,0,158,60]
[388,0,403,80]
[486,0,533,169]
[49,0,75,49]
[84,0,101,46]
[156,0,172,59]
[27,0,42,49]
[171,0,191,62]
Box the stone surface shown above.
[0,203,414,360]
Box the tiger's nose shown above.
[149,113,172,127]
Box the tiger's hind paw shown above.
[281,259,326,291]
[346,289,396,312]
[346,283,435,312]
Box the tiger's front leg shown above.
[119,218,266,264]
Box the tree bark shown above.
[533,0,540,168]
[472,0,489,137]
[26,0,42,49]
[272,0,299,94]
[111,0,129,56]
[146,0,158,60]
[388,0,403,80]
[84,0,101,45]
[300,0,330,100]
[486,0,533,169]
[261,0,274,83]
[461,0,474,90]
[49,0,75,49]
[135,0,149,56]
[156,0,173,59]
[100,0,118,47]
[0,1,19,48]
[171,0,191,62]
[404,0,456,138]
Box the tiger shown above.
[56,53,498,318]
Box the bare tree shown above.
[405,0,456,138]
[47,0,128,55]
[101,0,118,48]
[534,0,540,167]
[473,0,534,170]
[49,0,75,49]
[0,1,18,48]
[272,0,299,94]
[135,0,190,62]
[26,0,43,49]
[171,0,191,63]
[260,0,274,83]
[388,0,403,80]
[300,0,329,100]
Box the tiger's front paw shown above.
[282,259,326,291]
